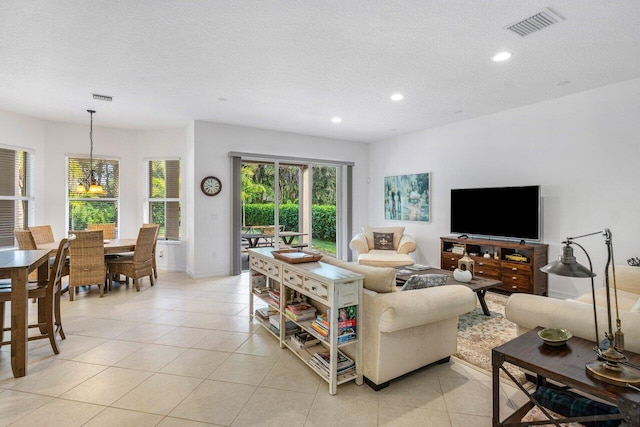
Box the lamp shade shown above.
[539,243,595,278]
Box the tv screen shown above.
[450,185,540,241]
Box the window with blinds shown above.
[147,159,181,241]
[67,157,119,233]
[0,147,32,247]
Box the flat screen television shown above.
[450,185,541,241]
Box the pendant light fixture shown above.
[76,109,105,194]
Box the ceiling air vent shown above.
[505,7,565,37]
[92,93,113,102]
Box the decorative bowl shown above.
[538,328,572,346]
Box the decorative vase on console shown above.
[454,252,474,283]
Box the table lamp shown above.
[540,228,640,386]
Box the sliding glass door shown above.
[232,153,350,274]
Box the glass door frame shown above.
[229,152,354,275]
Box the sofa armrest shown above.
[396,234,416,254]
[366,285,476,333]
[505,293,640,353]
[349,233,369,254]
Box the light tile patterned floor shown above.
[0,271,528,426]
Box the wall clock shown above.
[201,176,222,196]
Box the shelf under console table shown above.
[248,247,364,395]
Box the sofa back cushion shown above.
[611,265,640,295]
[363,226,404,251]
[320,255,396,293]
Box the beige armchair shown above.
[349,226,416,267]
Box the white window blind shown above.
[147,159,180,241]
[0,147,32,247]
[67,157,119,233]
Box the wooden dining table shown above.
[37,238,137,256]
[0,249,51,377]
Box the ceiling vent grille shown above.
[505,8,565,37]
[92,93,113,102]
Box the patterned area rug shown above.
[455,291,525,381]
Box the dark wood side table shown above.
[395,267,501,316]
[492,327,640,426]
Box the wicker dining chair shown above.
[87,223,117,239]
[107,225,158,292]
[142,223,159,279]
[14,230,40,282]
[68,230,106,301]
[0,236,74,354]
[28,225,55,244]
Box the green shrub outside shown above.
[244,203,336,240]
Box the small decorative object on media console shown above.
[384,173,430,222]
[540,228,640,386]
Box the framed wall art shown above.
[384,172,430,222]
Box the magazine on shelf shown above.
[313,350,354,370]
[254,307,277,321]
[285,308,316,322]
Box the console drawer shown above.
[304,278,329,302]
[262,259,281,280]
[282,267,303,291]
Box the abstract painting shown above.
[384,173,430,222]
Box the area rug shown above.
[455,291,525,381]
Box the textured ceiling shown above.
[0,0,638,142]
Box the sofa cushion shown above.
[373,232,394,250]
[400,274,448,291]
[320,255,396,293]
[363,226,404,250]
[576,287,639,311]
[358,252,414,268]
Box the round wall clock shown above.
[201,176,222,196]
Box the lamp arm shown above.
[571,241,600,348]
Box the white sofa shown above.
[320,256,476,389]
[505,265,640,353]
[349,226,416,267]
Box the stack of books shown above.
[254,306,277,321]
[452,244,465,255]
[289,330,320,348]
[269,315,297,336]
[309,350,355,378]
[252,285,270,296]
[284,302,317,321]
[310,307,357,344]
[268,289,281,306]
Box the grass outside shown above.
[312,238,336,255]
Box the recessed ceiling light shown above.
[557,81,571,86]
[390,93,404,101]
[455,110,463,114]
[218,97,227,102]
[492,51,512,62]
[331,117,342,123]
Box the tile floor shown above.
[0,271,529,426]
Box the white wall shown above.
[189,121,369,278]
[368,78,640,299]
